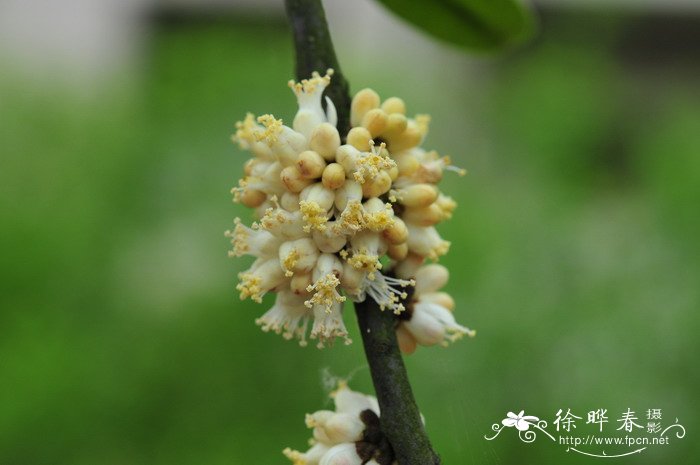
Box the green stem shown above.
[355,299,441,465]
[284,0,351,136]
[284,1,440,463]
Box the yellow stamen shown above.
[236,272,263,303]
[364,203,395,231]
[353,141,396,184]
[304,273,346,312]
[346,250,382,280]
[282,447,307,465]
[333,200,365,234]
[232,112,258,146]
[299,200,328,233]
[256,114,283,143]
[288,69,334,96]
[282,248,300,277]
[225,218,249,257]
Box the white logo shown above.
[485,408,686,458]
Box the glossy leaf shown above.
[374,0,536,51]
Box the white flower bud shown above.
[313,226,347,254]
[381,96,406,115]
[236,258,286,303]
[322,163,346,190]
[333,384,377,415]
[404,302,447,346]
[323,413,365,443]
[297,150,327,179]
[334,179,363,211]
[350,88,380,127]
[280,192,300,211]
[404,301,474,347]
[319,443,363,465]
[421,291,455,310]
[279,238,320,276]
[300,183,335,211]
[346,127,372,151]
[414,264,449,294]
[310,123,341,160]
[406,225,450,260]
[361,108,388,137]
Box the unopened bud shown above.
[300,183,336,211]
[387,242,408,261]
[381,113,408,140]
[290,272,312,295]
[398,184,438,208]
[394,152,419,177]
[361,170,392,198]
[415,264,449,294]
[388,165,399,181]
[280,192,300,211]
[361,108,388,137]
[421,291,455,311]
[280,165,313,193]
[322,163,346,190]
[350,88,380,127]
[240,188,266,208]
[297,150,326,179]
[334,180,363,211]
[383,217,408,244]
[309,123,341,161]
[381,96,406,115]
[401,203,444,226]
[346,127,372,151]
[389,119,422,152]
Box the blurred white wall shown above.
[1,0,698,85]
[0,0,466,87]
[0,0,148,81]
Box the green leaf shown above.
[374,0,536,52]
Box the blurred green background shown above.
[1,2,699,464]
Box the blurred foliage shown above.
[375,0,535,51]
[1,9,699,465]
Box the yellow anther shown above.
[347,251,382,280]
[236,272,263,303]
[288,69,334,96]
[364,203,395,232]
[226,218,249,257]
[333,201,366,234]
[256,114,283,143]
[282,248,300,277]
[233,113,258,146]
[299,200,328,233]
[353,141,396,184]
[304,273,346,312]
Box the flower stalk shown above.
[283,0,441,463]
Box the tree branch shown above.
[285,0,351,136]
[355,299,441,465]
[284,1,440,463]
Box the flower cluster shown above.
[227,69,473,348]
[283,382,396,465]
